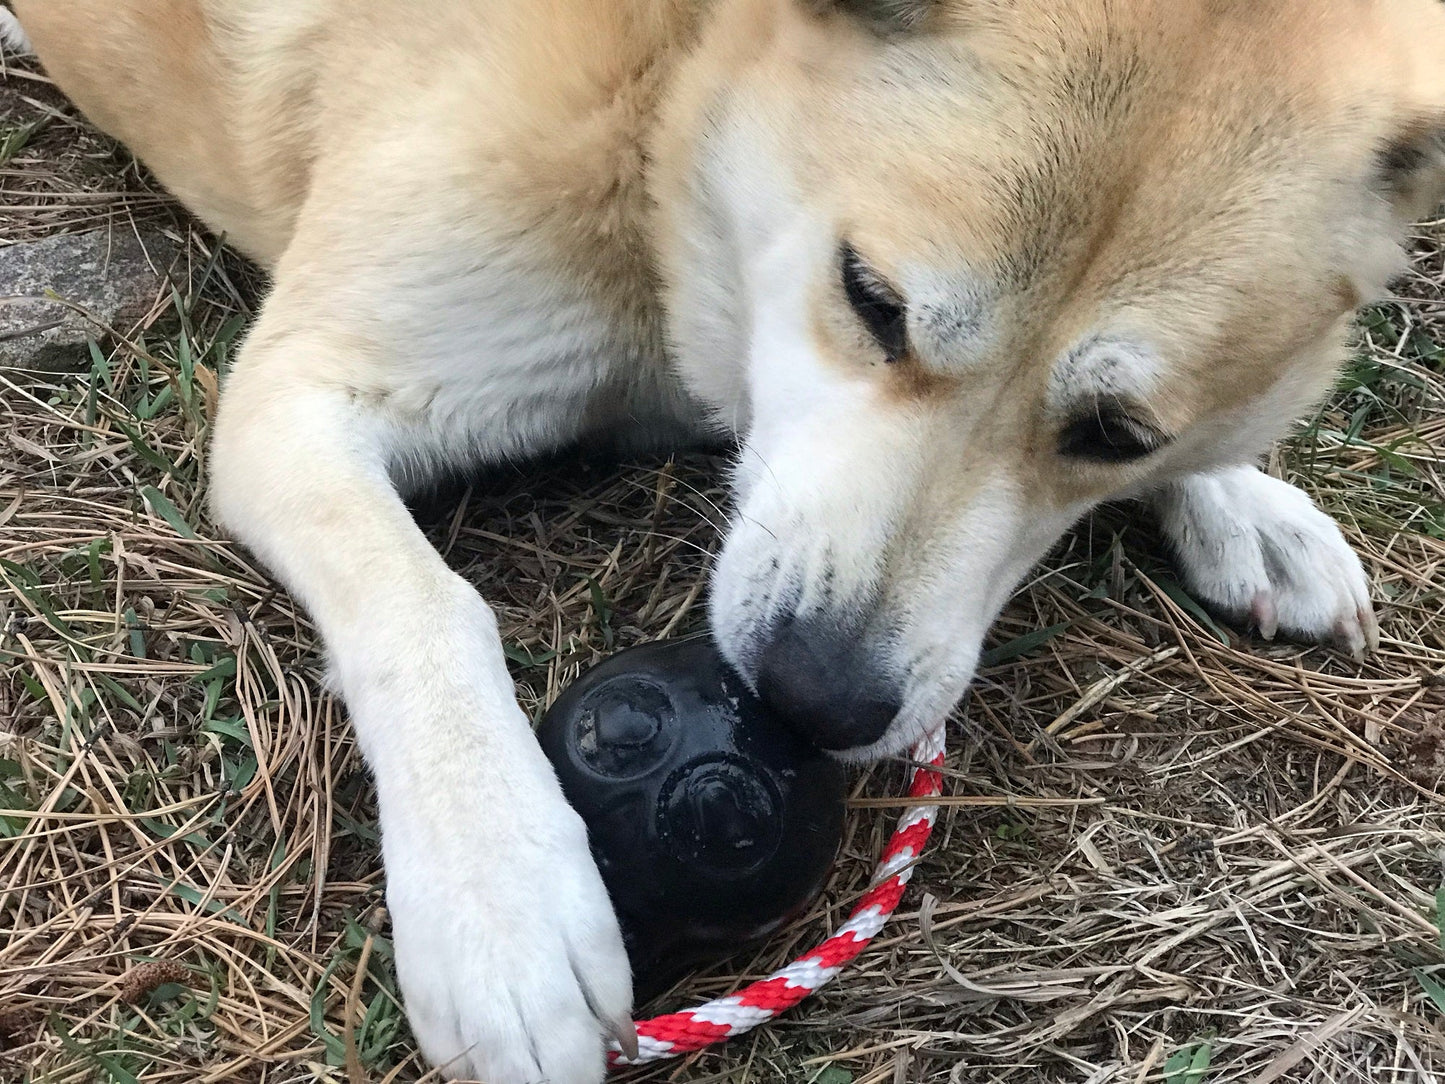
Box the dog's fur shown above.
[9,0,1445,1079]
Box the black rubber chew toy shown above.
[538,637,847,1000]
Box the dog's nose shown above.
[754,614,902,752]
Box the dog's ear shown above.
[810,0,938,34]
[1378,121,1445,222]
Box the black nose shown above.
[754,614,902,751]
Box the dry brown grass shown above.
[4,44,1445,1084]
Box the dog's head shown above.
[650,0,1445,757]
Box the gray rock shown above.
[0,227,182,371]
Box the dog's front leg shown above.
[210,320,632,1084]
[1150,464,1379,658]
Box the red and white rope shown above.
[609,725,947,1068]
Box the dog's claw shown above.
[611,1017,639,1061]
[1251,590,1279,641]
[1335,614,1370,662]
[1361,604,1381,653]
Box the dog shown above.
[6,0,1443,1080]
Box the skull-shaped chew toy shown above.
[538,637,847,999]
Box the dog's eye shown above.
[1058,404,1167,463]
[841,244,907,361]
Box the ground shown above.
[2,42,1445,1084]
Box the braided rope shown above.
[609,725,947,1068]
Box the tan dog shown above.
[7,0,1444,1079]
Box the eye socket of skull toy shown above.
[538,636,848,1001]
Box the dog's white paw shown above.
[382,758,633,1084]
[1154,466,1378,659]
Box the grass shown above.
[4,44,1445,1084]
